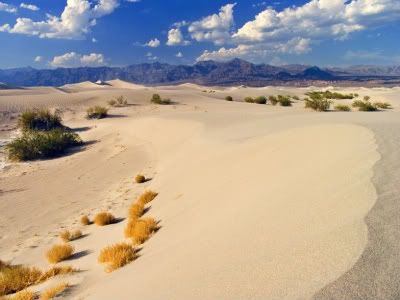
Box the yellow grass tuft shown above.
[135,174,146,184]
[0,263,75,297]
[59,230,82,242]
[128,202,145,220]
[137,191,158,205]
[46,244,74,264]
[98,243,137,272]
[125,217,158,245]
[94,212,115,226]
[39,283,68,300]
[80,215,91,226]
[10,289,35,300]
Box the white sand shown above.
[1,81,397,299]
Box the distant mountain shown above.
[0,59,399,87]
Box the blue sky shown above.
[0,0,399,69]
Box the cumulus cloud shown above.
[20,3,40,11]
[197,0,400,61]
[188,3,236,45]
[146,52,158,61]
[146,38,160,48]
[51,52,105,67]
[166,27,189,46]
[1,0,124,39]
[0,2,17,13]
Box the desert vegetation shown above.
[94,212,115,226]
[80,215,91,225]
[277,95,292,106]
[46,244,74,264]
[305,97,332,111]
[18,110,63,132]
[254,96,267,104]
[137,190,158,205]
[135,174,146,183]
[0,261,74,296]
[39,283,69,300]
[352,100,378,111]
[98,243,137,272]
[128,202,145,220]
[8,289,35,300]
[334,104,351,112]
[125,217,158,245]
[244,97,254,103]
[108,95,128,107]
[225,96,233,101]
[373,101,392,109]
[268,96,278,106]
[6,129,82,162]
[150,94,172,105]
[306,90,355,100]
[59,229,82,242]
[86,106,109,119]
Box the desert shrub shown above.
[9,289,35,300]
[6,129,82,162]
[18,110,63,132]
[244,97,254,103]
[59,229,82,242]
[86,106,108,119]
[305,98,332,111]
[150,94,171,105]
[137,190,158,205]
[363,96,371,101]
[108,96,128,107]
[254,96,267,104]
[39,283,68,300]
[373,102,392,109]
[306,90,354,100]
[107,99,117,107]
[292,95,300,100]
[125,217,158,245]
[277,95,292,107]
[128,202,145,220]
[352,100,378,111]
[135,174,146,183]
[98,243,137,272]
[0,264,74,296]
[46,244,74,264]
[225,96,233,101]
[354,93,359,97]
[80,215,91,225]
[334,104,351,112]
[94,212,115,226]
[268,96,278,106]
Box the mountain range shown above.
[1,59,400,87]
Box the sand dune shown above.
[0,83,399,299]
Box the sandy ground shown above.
[0,80,399,299]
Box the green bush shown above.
[292,95,300,100]
[225,96,233,101]
[373,102,392,109]
[18,110,63,131]
[254,96,267,104]
[278,95,292,106]
[268,96,278,106]
[244,97,254,103]
[6,129,82,161]
[87,106,109,119]
[334,104,351,112]
[306,90,354,100]
[150,94,172,105]
[305,98,332,111]
[352,100,378,111]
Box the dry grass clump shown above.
[128,202,145,220]
[59,229,82,242]
[0,263,74,297]
[137,190,158,205]
[86,106,108,119]
[108,96,128,107]
[9,289,35,300]
[39,283,68,300]
[18,109,63,132]
[225,96,233,101]
[135,174,146,184]
[150,94,172,105]
[46,244,74,264]
[352,100,378,111]
[125,217,158,245]
[373,101,392,109]
[98,243,137,272]
[94,212,115,226]
[334,104,351,112]
[80,215,91,226]
[305,97,332,111]
[268,96,278,105]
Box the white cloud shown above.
[176,52,183,58]
[197,0,400,62]
[34,55,43,62]
[146,52,158,61]
[92,37,97,43]
[0,1,17,13]
[146,38,160,48]
[188,3,236,45]
[166,27,189,46]
[51,52,105,67]
[20,3,40,11]
[1,0,121,39]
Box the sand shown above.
[0,82,399,299]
